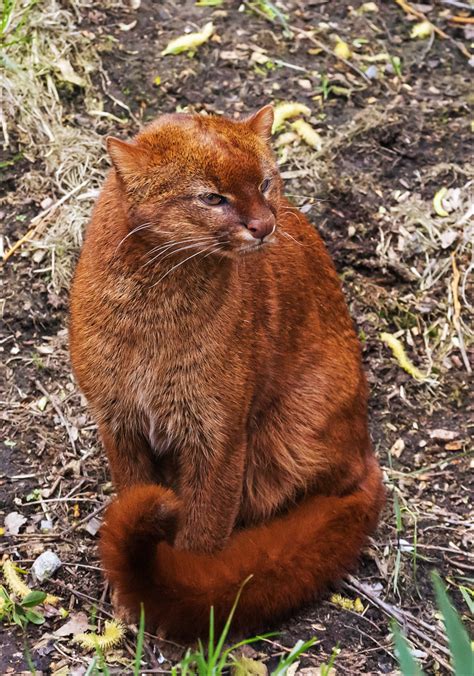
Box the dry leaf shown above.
[85,516,102,536]
[118,20,137,31]
[445,441,462,451]
[4,511,27,535]
[286,662,299,676]
[389,438,405,458]
[55,59,87,87]
[54,611,90,637]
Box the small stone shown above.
[429,429,459,441]
[40,196,53,210]
[297,78,312,91]
[365,65,379,79]
[32,550,62,582]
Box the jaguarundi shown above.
[69,104,385,640]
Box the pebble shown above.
[365,65,379,80]
[32,550,62,582]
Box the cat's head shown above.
[107,105,280,259]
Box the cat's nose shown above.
[245,215,276,240]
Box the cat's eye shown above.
[260,178,271,193]
[201,193,226,206]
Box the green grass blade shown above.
[84,656,98,676]
[432,572,473,676]
[212,575,253,670]
[272,637,318,675]
[392,621,425,676]
[133,603,145,676]
[93,645,110,676]
[208,605,215,663]
[220,632,279,666]
[22,635,36,676]
[319,644,339,676]
[459,586,474,615]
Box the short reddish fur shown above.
[69,106,385,639]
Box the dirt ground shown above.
[1,0,473,674]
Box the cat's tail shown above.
[100,457,385,640]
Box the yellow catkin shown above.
[73,620,126,652]
[380,332,427,381]
[334,40,352,59]
[291,120,322,150]
[162,22,214,55]
[331,593,365,613]
[3,560,31,598]
[410,20,433,39]
[272,102,311,133]
[3,559,59,606]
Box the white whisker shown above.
[115,222,155,252]
[146,235,215,258]
[157,242,212,263]
[142,236,216,268]
[200,242,229,261]
[151,244,218,287]
[280,229,307,247]
[115,221,175,253]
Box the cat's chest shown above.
[124,335,245,454]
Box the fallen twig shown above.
[449,16,474,24]
[441,0,474,10]
[345,576,452,670]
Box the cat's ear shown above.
[246,104,274,141]
[107,137,149,178]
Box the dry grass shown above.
[379,171,473,374]
[1,0,119,285]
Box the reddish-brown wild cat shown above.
[69,105,385,640]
